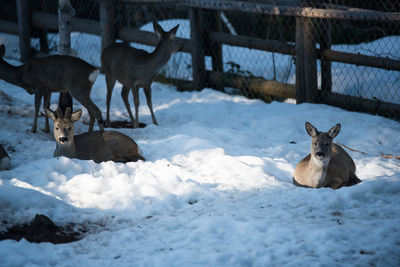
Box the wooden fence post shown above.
[58,0,73,112]
[296,16,318,104]
[206,10,224,91]
[189,8,206,91]
[303,17,318,103]
[16,0,31,62]
[295,16,306,103]
[99,0,116,55]
[320,19,332,97]
[58,0,72,55]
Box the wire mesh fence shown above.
[0,0,399,118]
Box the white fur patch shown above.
[88,69,100,83]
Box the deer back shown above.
[101,43,154,87]
[74,131,144,163]
[20,55,97,93]
[323,143,357,187]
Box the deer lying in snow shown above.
[0,144,11,170]
[0,44,103,133]
[101,21,180,128]
[46,107,145,163]
[293,122,361,189]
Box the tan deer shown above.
[0,44,103,133]
[293,122,361,189]
[101,21,180,128]
[45,107,145,163]
[0,144,11,170]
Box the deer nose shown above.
[316,151,324,157]
[59,137,68,143]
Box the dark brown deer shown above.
[101,21,180,128]
[293,122,361,189]
[46,107,145,163]
[0,44,103,133]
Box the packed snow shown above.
[0,19,400,267]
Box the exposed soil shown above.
[0,214,85,244]
[108,120,147,129]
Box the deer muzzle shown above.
[59,136,68,143]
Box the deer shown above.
[0,144,11,170]
[45,107,145,163]
[293,122,361,189]
[101,21,180,128]
[0,44,103,133]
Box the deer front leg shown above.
[71,90,104,132]
[121,86,135,128]
[144,86,158,126]
[133,87,140,129]
[105,76,116,127]
[31,91,43,133]
[43,91,51,133]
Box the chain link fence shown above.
[0,0,399,118]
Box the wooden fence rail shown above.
[2,0,400,119]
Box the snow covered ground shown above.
[0,65,400,266]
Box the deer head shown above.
[305,122,341,163]
[46,107,82,147]
[153,21,180,54]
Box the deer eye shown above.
[314,142,317,145]
[55,127,59,130]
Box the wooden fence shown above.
[1,0,400,119]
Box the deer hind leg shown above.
[88,110,95,132]
[121,86,135,128]
[105,76,116,126]
[31,90,43,133]
[133,87,140,128]
[144,86,158,126]
[71,90,104,132]
[43,91,51,133]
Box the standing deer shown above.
[0,44,103,133]
[293,122,361,189]
[101,21,180,128]
[46,107,145,163]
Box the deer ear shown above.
[0,44,5,58]
[328,123,341,138]
[305,122,318,137]
[45,108,57,121]
[168,24,179,39]
[71,109,82,122]
[153,21,163,38]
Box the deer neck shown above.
[0,58,29,90]
[309,155,330,187]
[148,43,172,72]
